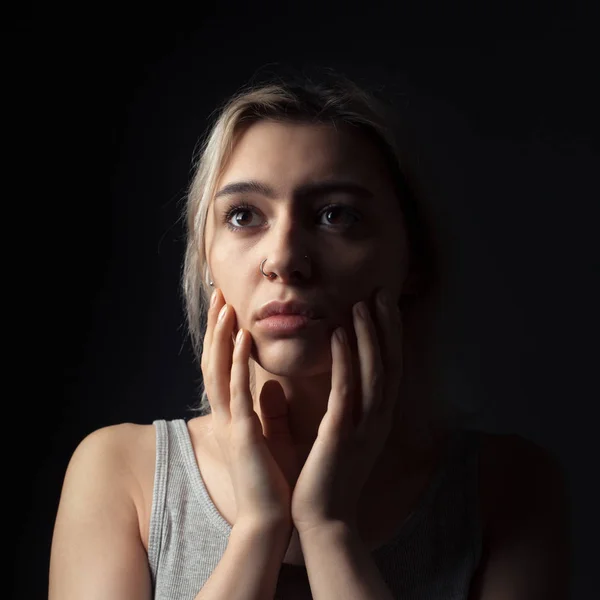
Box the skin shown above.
[203,119,439,484]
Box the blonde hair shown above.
[181,68,471,429]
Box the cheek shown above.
[210,244,240,274]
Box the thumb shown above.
[258,381,299,487]
[258,380,292,440]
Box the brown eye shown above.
[228,207,255,227]
[320,205,358,226]
[221,201,360,232]
[221,201,257,231]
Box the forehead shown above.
[219,120,393,192]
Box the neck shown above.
[248,353,447,475]
[245,295,453,477]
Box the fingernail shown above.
[355,301,368,320]
[218,304,228,322]
[377,288,389,308]
[236,329,244,344]
[210,289,217,307]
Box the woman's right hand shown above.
[200,288,295,529]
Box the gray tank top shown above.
[148,419,482,599]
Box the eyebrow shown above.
[214,179,374,202]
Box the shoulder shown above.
[477,431,568,528]
[65,423,143,477]
[50,424,156,598]
[477,431,559,483]
[469,431,571,599]
[68,422,156,480]
[67,423,157,538]
[78,421,154,447]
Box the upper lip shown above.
[256,300,323,321]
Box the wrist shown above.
[296,520,358,541]
[233,517,293,540]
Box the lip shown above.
[255,314,323,334]
[256,300,323,321]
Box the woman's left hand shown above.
[290,288,404,536]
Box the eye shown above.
[221,202,360,232]
[222,201,257,229]
[319,205,358,227]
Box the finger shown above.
[206,296,234,422]
[374,293,404,416]
[382,307,404,421]
[258,380,291,439]
[258,380,299,487]
[229,328,255,421]
[326,327,354,435]
[353,301,384,435]
[201,289,223,371]
[202,290,239,372]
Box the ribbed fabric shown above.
[148,419,482,599]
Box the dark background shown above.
[8,3,599,598]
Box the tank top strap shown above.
[148,419,169,582]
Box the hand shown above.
[290,288,404,535]
[201,288,297,528]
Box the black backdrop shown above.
[8,3,599,598]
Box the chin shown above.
[251,342,332,376]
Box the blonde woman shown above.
[49,70,570,599]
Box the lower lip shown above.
[256,315,322,333]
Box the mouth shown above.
[255,313,323,335]
[256,300,323,321]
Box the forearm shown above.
[299,523,395,600]
[195,521,292,600]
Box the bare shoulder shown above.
[477,431,568,529]
[72,422,156,487]
[81,420,155,449]
[477,430,560,466]
[63,422,152,482]
[477,431,561,485]
[67,423,157,547]
[469,431,571,599]
[50,423,156,599]
[111,418,214,549]
[99,422,158,549]
[105,421,157,483]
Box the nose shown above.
[258,219,313,283]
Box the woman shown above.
[49,71,570,599]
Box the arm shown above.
[49,424,293,600]
[299,523,394,600]
[196,520,292,600]
[49,425,152,600]
[468,435,572,600]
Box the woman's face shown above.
[204,119,410,376]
